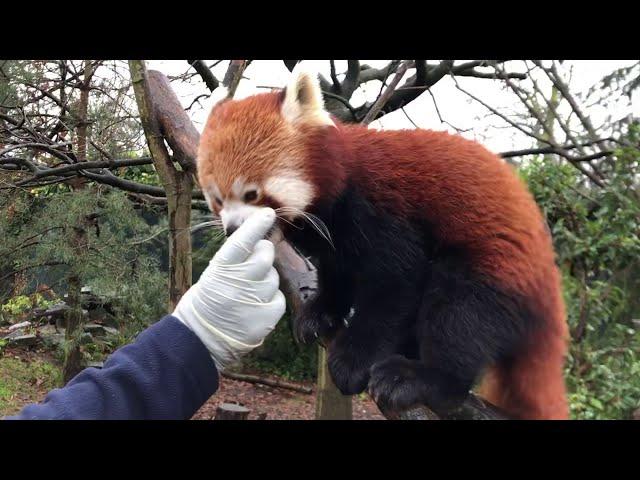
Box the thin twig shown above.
[361,61,412,125]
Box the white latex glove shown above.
[173,208,286,372]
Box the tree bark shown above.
[146,71,200,172]
[129,60,193,311]
[167,171,193,309]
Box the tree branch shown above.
[148,70,200,172]
[221,371,313,394]
[451,75,606,187]
[500,145,613,162]
[187,60,220,92]
[340,60,360,98]
[361,61,412,125]
[223,60,248,98]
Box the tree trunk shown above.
[129,60,193,311]
[69,59,93,190]
[75,60,92,163]
[167,170,193,309]
[62,270,84,383]
[315,346,353,419]
[63,61,95,383]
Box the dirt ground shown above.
[192,372,386,420]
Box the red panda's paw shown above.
[327,347,371,396]
[368,356,469,416]
[327,331,382,396]
[367,356,430,415]
[292,304,338,346]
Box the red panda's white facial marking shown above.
[263,170,315,219]
[209,177,265,235]
[220,201,264,236]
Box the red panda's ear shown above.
[281,63,334,127]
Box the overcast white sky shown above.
[148,60,639,154]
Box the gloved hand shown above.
[172,208,286,372]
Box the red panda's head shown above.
[197,64,336,236]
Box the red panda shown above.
[197,64,570,420]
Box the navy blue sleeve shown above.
[5,315,219,420]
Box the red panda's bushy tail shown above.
[478,286,570,420]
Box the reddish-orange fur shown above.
[198,92,570,419]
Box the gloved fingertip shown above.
[261,207,276,221]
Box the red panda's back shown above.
[333,126,569,419]
[338,127,558,300]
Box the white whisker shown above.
[275,214,304,231]
[191,220,224,234]
[275,206,335,249]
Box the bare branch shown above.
[340,60,360,98]
[534,60,600,142]
[0,156,152,178]
[452,75,606,187]
[357,61,402,84]
[361,61,412,125]
[148,70,200,172]
[186,60,220,92]
[500,146,613,162]
[223,60,248,98]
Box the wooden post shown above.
[316,346,353,420]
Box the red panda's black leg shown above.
[368,269,526,416]
[327,309,406,396]
[291,254,351,345]
[368,356,471,416]
[325,283,420,396]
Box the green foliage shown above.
[0,187,167,344]
[122,164,161,187]
[242,311,318,381]
[1,293,56,320]
[520,123,640,419]
[566,323,640,419]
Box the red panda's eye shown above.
[214,196,223,206]
[244,190,258,203]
